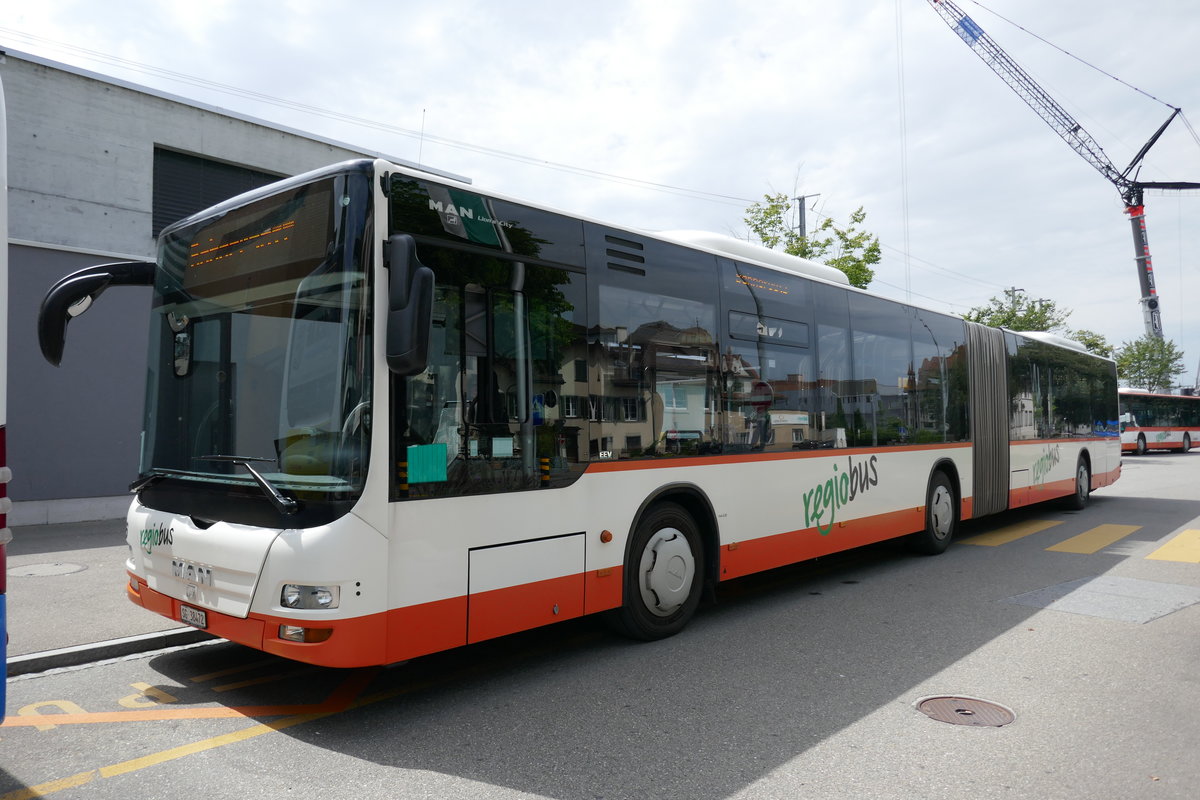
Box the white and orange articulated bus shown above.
[38,159,1121,668]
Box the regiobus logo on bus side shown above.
[802,455,880,536]
[1029,444,1062,486]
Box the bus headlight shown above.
[280,583,340,609]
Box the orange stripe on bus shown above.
[719,506,925,580]
[386,596,467,663]
[585,565,624,615]
[467,573,585,643]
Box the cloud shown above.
[6,0,1200,380]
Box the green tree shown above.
[1064,328,1114,358]
[743,193,880,289]
[963,287,1071,332]
[1115,334,1186,392]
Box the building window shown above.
[152,148,283,236]
[563,395,580,418]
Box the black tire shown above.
[907,471,957,555]
[611,502,704,641]
[1063,458,1090,510]
[1181,434,1192,454]
[1135,434,1147,455]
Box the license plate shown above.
[180,604,208,629]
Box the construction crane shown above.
[927,0,1200,338]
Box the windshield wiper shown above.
[129,473,167,493]
[198,455,299,515]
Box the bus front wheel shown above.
[1135,434,1147,455]
[907,471,957,555]
[1181,434,1191,454]
[612,502,704,641]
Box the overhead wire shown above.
[963,1,1200,153]
[894,0,913,303]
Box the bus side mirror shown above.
[385,234,434,376]
[38,261,155,366]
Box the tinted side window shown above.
[719,259,817,451]
[586,227,720,459]
[394,244,587,500]
[848,293,913,447]
[1007,335,1117,440]
[912,311,970,442]
[815,283,852,448]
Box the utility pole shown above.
[792,194,821,240]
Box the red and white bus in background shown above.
[1119,388,1200,454]
[37,159,1122,668]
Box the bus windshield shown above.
[137,167,373,526]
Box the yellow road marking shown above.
[0,670,379,799]
[1146,529,1200,563]
[99,711,329,778]
[962,519,1063,546]
[1046,524,1142,554]
[2,668,377,728]
[15,700,88,731]
[119,682,180,708]
[1,770,97,800]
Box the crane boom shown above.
[927,0,1200,339]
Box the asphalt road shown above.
[3,452,1199,799]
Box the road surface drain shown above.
[8,562,88,577]
[916,696,1015,727]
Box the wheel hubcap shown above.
[639,528,695,617]
[930,485,953,539]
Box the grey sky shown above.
[5,0,1199,384]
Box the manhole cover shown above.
[916,696,1015,727]
[8,562,88,577]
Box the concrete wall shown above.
[1,50,429,523]
[3,52,380,259]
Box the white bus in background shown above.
[1119,387,1200,454]
[38,159,1121,668]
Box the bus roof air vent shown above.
[656,230,850,286]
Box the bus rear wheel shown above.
[612,502,704,641]
[1181,434,1192,454]
[1063,458,1090,510]
[907,471,956,555]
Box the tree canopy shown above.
[1116,334,1187,392]
[963,287,1071,333]
[1067,328,1114,359]
[962,289,1120,358]
[743,193,880,289]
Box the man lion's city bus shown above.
[1119,387,1200,454]
[37,159,1121,668]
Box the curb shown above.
[6,628,214,677]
